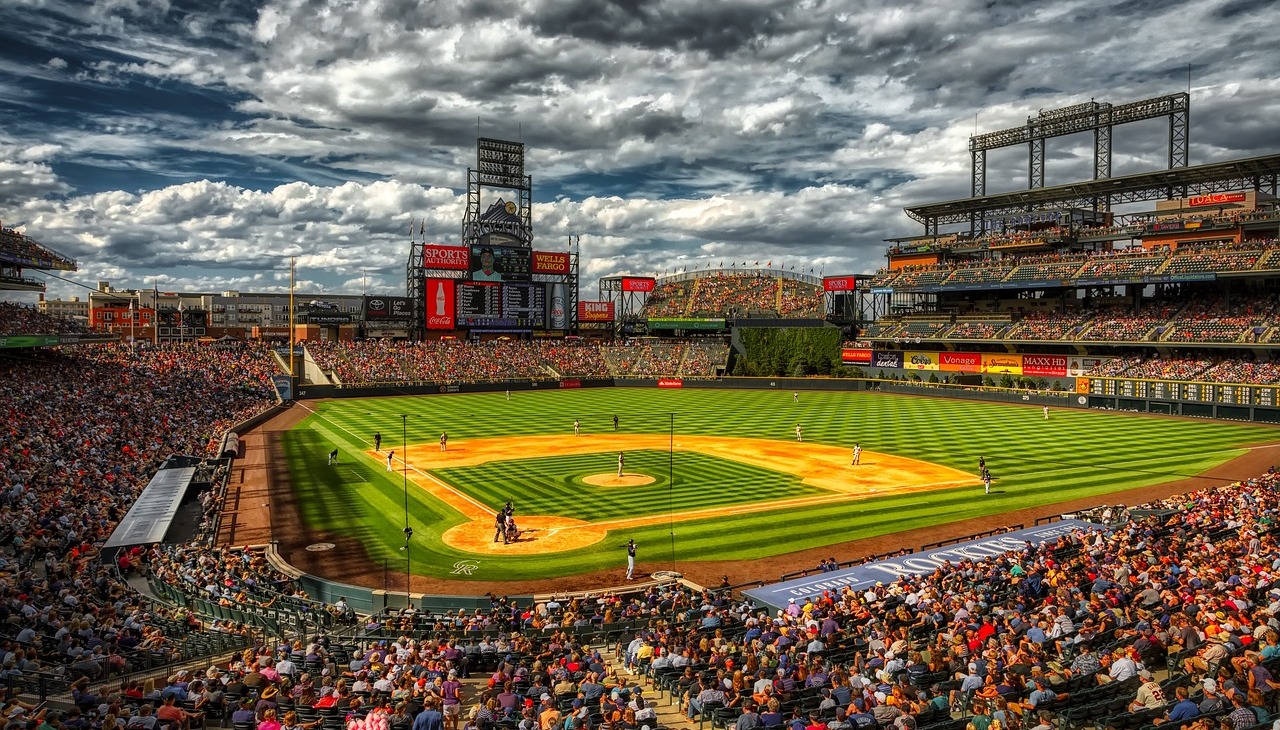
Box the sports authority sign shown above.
[621,277,656,293]
[421,244,471,271]
[577,301,615,322]
[745,519,1101,612]
[532,251,571,274]
[1189,192,1246,207]
[823,276,857,292]
[425,279,456,330]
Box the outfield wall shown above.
[292,376,1280,424]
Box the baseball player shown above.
[440,431,448,452]
[852,443,861,465]
[795,423,803,442]
[574,419,581,437]
[625,539,636,580]
[374,431,381,451]
[327,448,338,466]
[617,451,625,477]
[386,450,395,471]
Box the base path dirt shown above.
[388,434,976,555]
[225,402,1280,597]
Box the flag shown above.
[419,221,425,237]
[409,216,415,239]
[767,261,772,267]
[754,261,759,265]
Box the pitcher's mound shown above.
[441,516,608,555]
[583,473,655,487]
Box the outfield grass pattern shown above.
[285,388,1278,580]
[435,450,822,521]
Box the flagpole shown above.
[129,298,135,353]
[289,256,296,388]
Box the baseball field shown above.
[280,387,1279,583]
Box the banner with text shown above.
[657,378,683,388]
[744,520,1100,612]
[577,301,616,322]
[621,277,656,292]
[904,351,939,371]
[420,244,471,271]
[841,348,873,366]
[982,353,1023,375]
[364,296,413,321]
[1068,356,1111,377]
[648,318,726,331]
[872,351,904,369]
[532,250,571,274]
[1189,192,1246,207]
[425,278,456,330]
[938,352,981,372]
[823,276,857,292]
[1023,354,1068,377]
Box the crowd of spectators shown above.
[640,273,823,320]
[1089,355,1280,385]
[0,301,89,335]
[0,341,278,684]
[309,340,732,384]
[0,226,77,269]
[1082,303,1183,342]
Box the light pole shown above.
[400,414,412,607]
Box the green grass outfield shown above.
[282,388,1279,581]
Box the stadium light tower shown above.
[400,414,413,606]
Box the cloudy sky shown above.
[1,0,1276,301]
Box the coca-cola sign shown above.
[425,278,456,330]
[421,244,471,271]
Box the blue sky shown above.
[0,0,1276,301]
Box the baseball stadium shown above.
[5,90,1280,730]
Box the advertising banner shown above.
[938,352,981,372]
[743,520,1100,611]
[577,301,615,322]
[1068,356,1109,377]
[621,277,656,292]
[271,375,293,401]
[903,351,939,371]
[549,283,567,330]
[982,353,1023,375]
[841,348,872,365]
[648,318,725,330]
[1189,192,1246,207]
[872,351,904,369]
[425,278,456,330]
[364,296,413,321]
[420,244,471,271]
[1076,377,1091,394]
[559,379,581,389]
[532,250,571,274]
[657,378,683,388]
[1023,354,1068,377]
[823,276,857,292]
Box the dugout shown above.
[101,455,227,564]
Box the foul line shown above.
[292,403,496,520]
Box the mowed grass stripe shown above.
[437,451,818,521]
[287,388,1280,580]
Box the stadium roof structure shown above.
[905,154,1280,232]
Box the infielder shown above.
[439,431,448,452]
[386,450,395,471]
[852,443,861,465]
[574,419,581,437]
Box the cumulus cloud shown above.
[0,0,1275,302]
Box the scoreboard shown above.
[456,282,502,327]
[455,282,546,328]
[502,283,546,328]
[1089,377,1280,407]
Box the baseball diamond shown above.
[276,386,1280,586]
